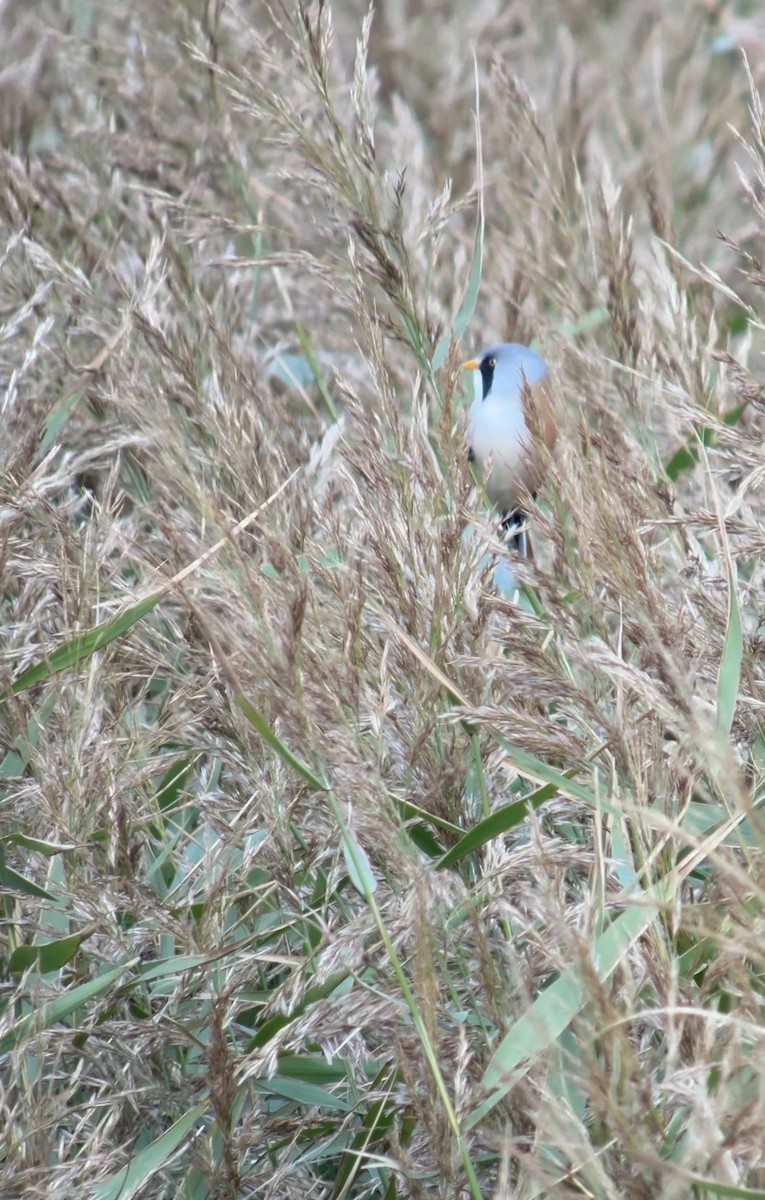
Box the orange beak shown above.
[462,359,480,371]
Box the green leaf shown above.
[277,1054,362,1084]
[255,1076,351,1112]
[394,797,462,837]
[683,798,763,849]
[247,973,351,1051]
[469,891,664,1127]
[723,401,748,428]
[0,833,76,854]
[155,756,194,816]
[295,324,340,422]
[0,862,57,901]
[0,962,133,1054]
[270,350,315,389]
[38,386,85,457]
[235,695,329,792]
[7,592,164,697]
[665,444,699,481]
[524,1033,601,1199]
[676,936,716,981]
[9,932,83,974]
[342,829,377,896]
[665,424,715,481]
[90,1101,209,1200]
[0,750,25,780]
[329,1066,397,1200]
[138,954,210,982]
[0,693,57,779]
[683,1180,765,1199]
[664,404,746,483]
[436,777,571,869]
[717,561,741,739]
[401,821,446,859]
[491,735,611,813]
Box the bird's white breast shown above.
[467,389,530,511]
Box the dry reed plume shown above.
[2,2,765,1197]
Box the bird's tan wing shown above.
[517,377,557,493]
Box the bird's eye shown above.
[487,357,496,368]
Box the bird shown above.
[463,342,557,553]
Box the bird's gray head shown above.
[464,343,549,401]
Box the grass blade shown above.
[342,827,377,895]
[6,476,299,700]
[235,695,329,792]
[436,778,569,869]
[717,558,742,740]
[0,962,135,1054]
[7,593,164,697]
[90,1101,209,1200]
[295,321,340,421]
[683,1180,765,1199]
[469,890,665,1128]
[329,1066,397,1200]
[9,932,84,974]
[255,1076,351,1112]
[0,833,76,854]
[0,863,58,901]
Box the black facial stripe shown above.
[479,356,495,400]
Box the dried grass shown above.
[2,1,765,1197]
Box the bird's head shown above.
[462,343,548,402]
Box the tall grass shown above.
[2,1,765,1197]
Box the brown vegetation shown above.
[2,1,765,1197]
